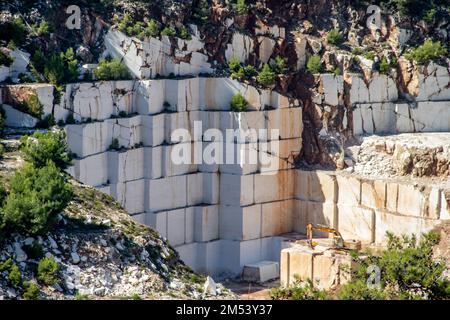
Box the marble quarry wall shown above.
[1,70,449,277]
[315,65,450,137]
[104,29,213,79]
[55,77,303,277]
[294,170,449,244]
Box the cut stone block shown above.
[141,114,165,147]
[337,204,375,243]
[396,183,426,217]
[261,200,294,237]
[197,240,222,275]
[71,82,114,121]
[116,148,145,182]
[203,172,220,205]
[385,182,398,212]
[112,180,146,214]
[375,210,439,244]
[360,179,386,209]
[162,143,198,177]
[144,146,163,179]
[295,170,337,203]
[219,204,262,240]
[71,152,109,186]
[280,247,313,286]
[243,261,279,283]
[187,173,203,206]
[266,107,302,140]
[135,80,165,115]
[147,211,168,238]
[293,200,336,235]
[167,208,186,246]
[220,174,254,206]
[336,174,361,206]
[219,142,259,175]
[194,205,219,242]
[174,242,198,271]
[148,175,187,211]
[254,170,294,204]
[259,138,302,173]
[185,207,195,244]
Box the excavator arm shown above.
[306,223,344,249]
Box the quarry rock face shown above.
[5,74,448,277]
[104,30,213,79]
[1,0,450,283]
[48,78,303,277]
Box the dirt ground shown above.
[222,280,279,300]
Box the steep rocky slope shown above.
[0,139,234,299]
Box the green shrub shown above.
[21,130,72,169]
[257,64,276,86]
[75,293,90,300]
[327,29,344,46]
[337,279,387,300]
[0,17,27,49]
[109,138,120,151]
[37,114,56,129]
[0,143,4,159]
[178,26,191,40]
[333,67,342,76]
[18,94,43,119]
[230,93,248,112]
[0,182,6,207]
[37,256,59,285]
[243,65,257,77]
[0,50,14,67]
[117,13,160,39]
[23,282,40,300]
[117,13,133,35]
[270,279,330,300]
[43,48,79,85]
[364,52,376,61]
[8,263,22,287]
[1,161,73,235]
[379,56,390,74]
[236,0,249,14]
[18,73,33,83]
[160,26,177,37]
[271,56,286,74]
[351,47,363,56]
[0,258,14,271]
[142,19,160,38]
[228,57,241,73]
[94,57,132,80]
[392,0,439,19]
[338,232,450,300]
[192,0,211,25]
[405,39,447,64]
[306,55,322,74]
[32,20,51,37]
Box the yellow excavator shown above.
[306,223,344,249]
[306,223,361,250]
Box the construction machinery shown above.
[305,223,361,250]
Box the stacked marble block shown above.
[65,77,303,276]
[293,170,449,244]
[317,67,450,136]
